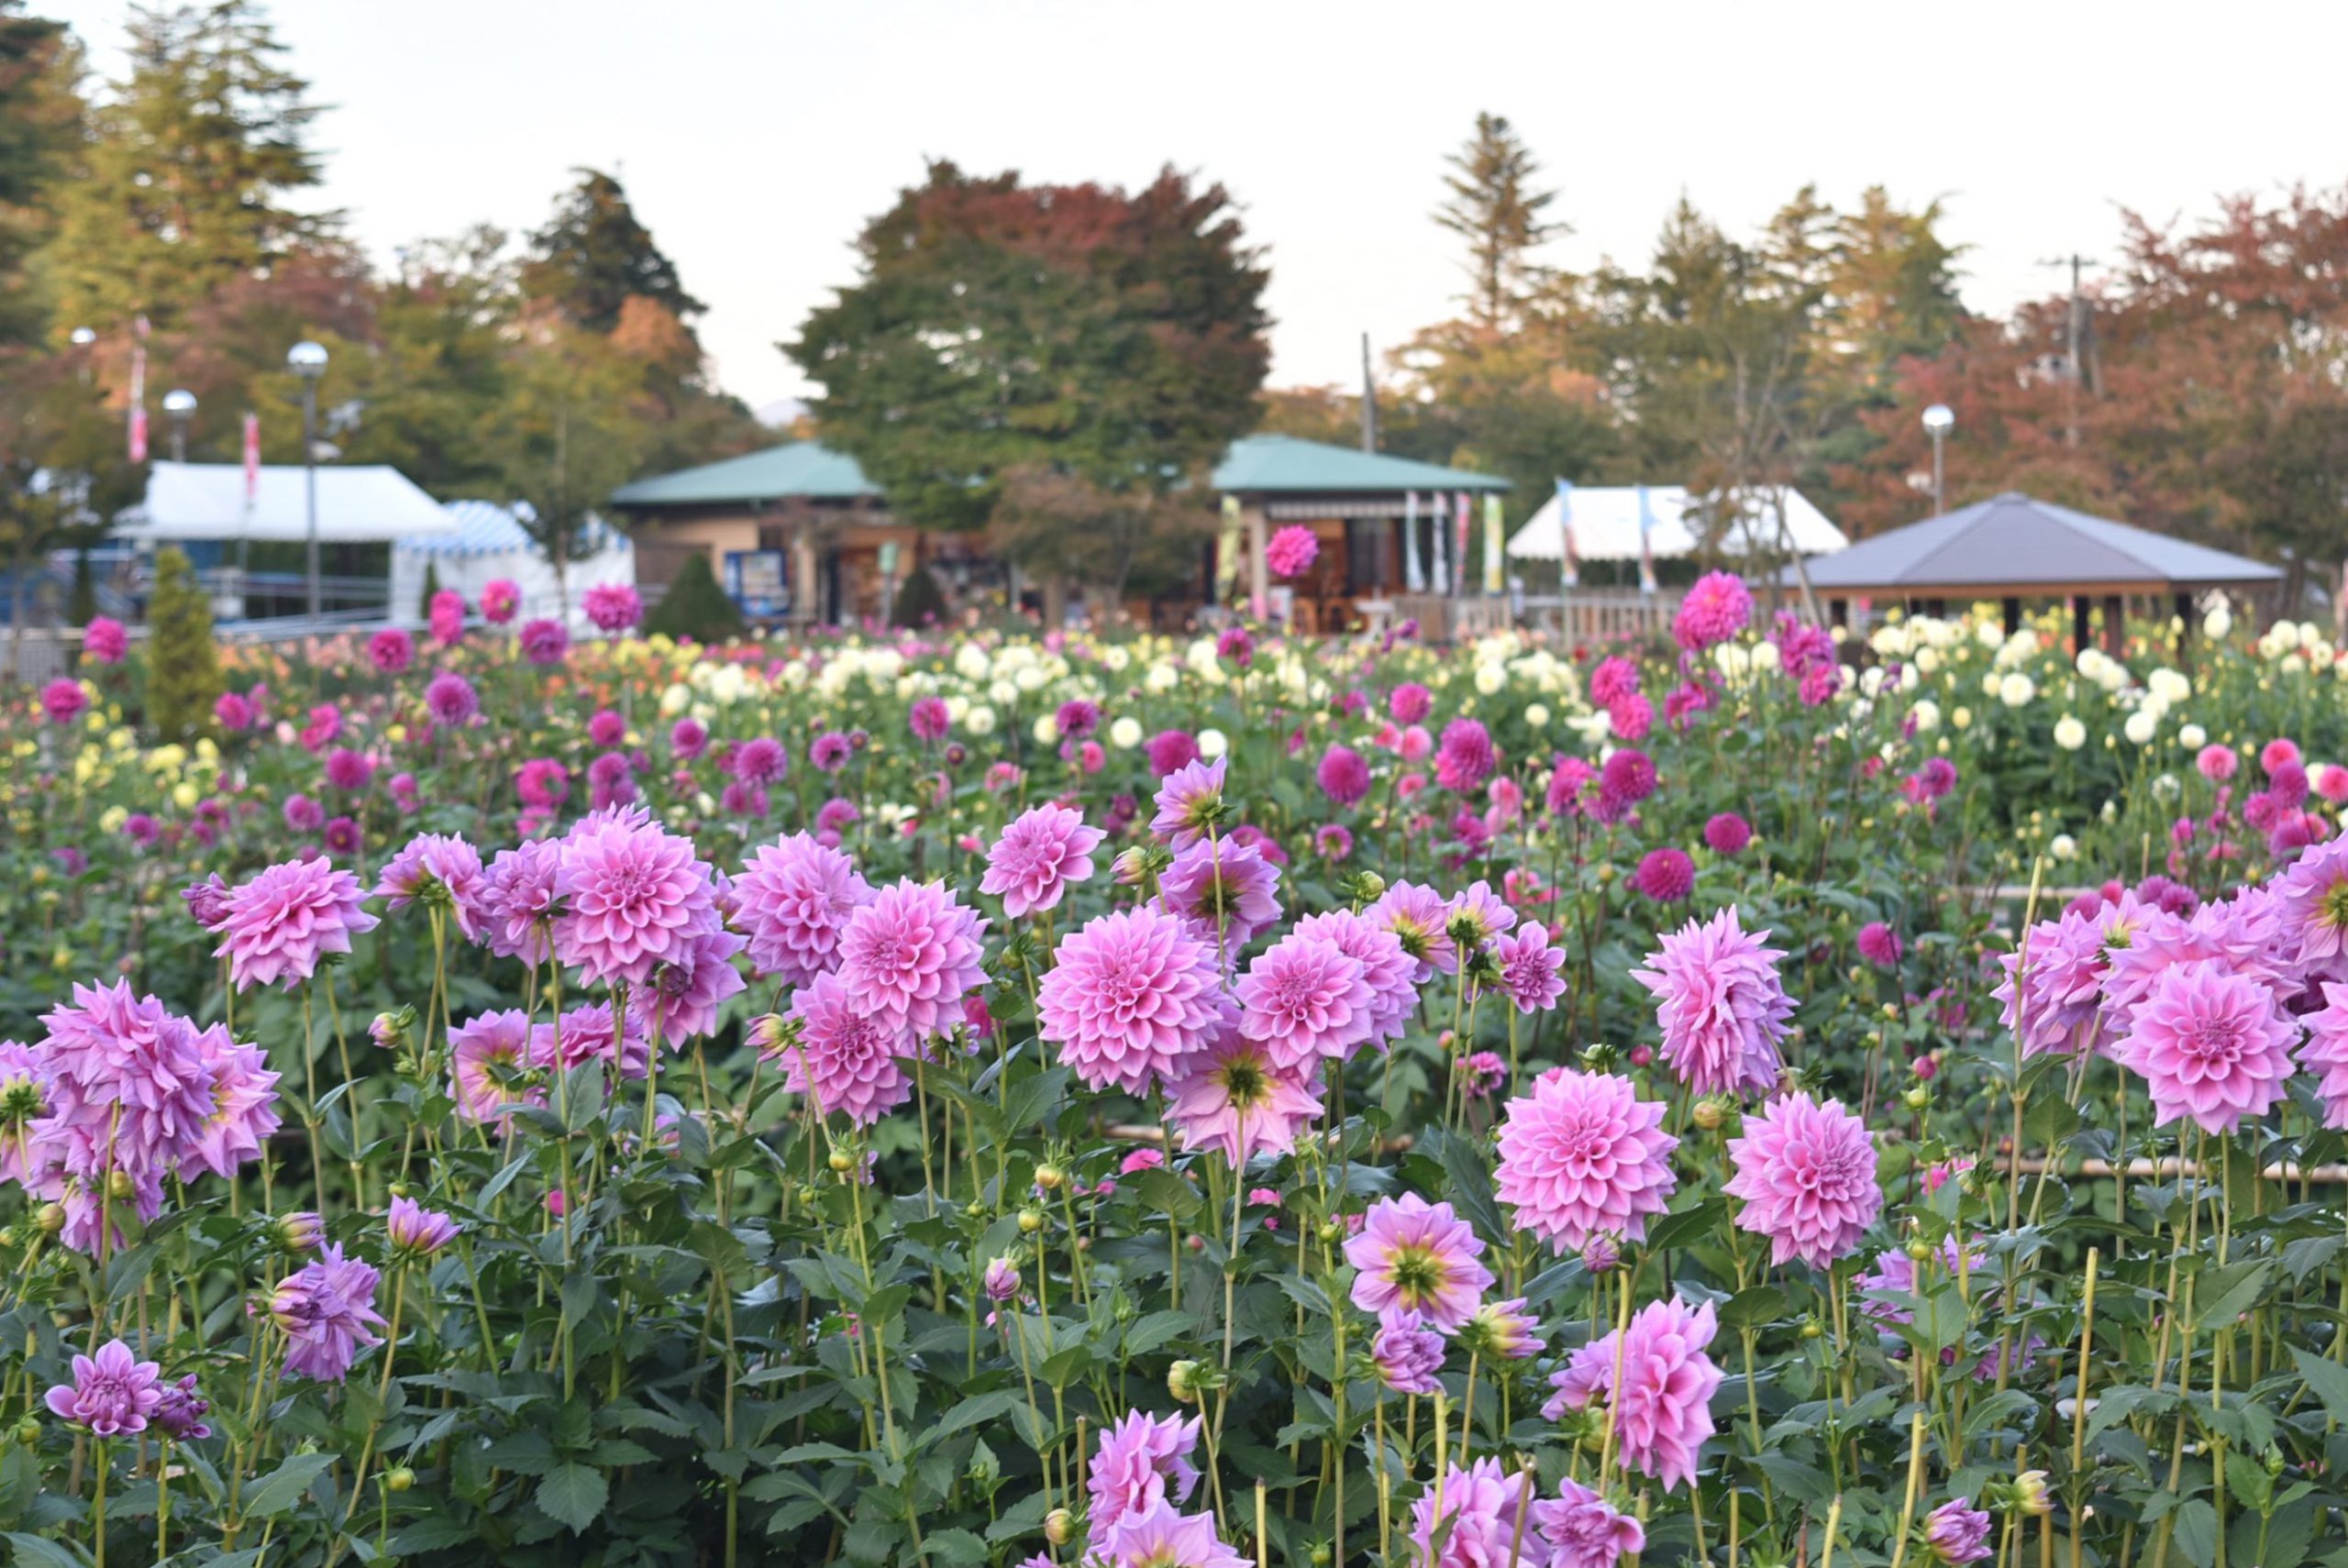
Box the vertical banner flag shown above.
[1215,494,1244,599]
[1402,491,1425,592]
[1429,491,1450,595]
[1556,479,1579,588]
[1454,492,1471,596]
[1481,491,1504,594]
[127,316,150,463]
[1635,483,1659,596]
[242,412,260,503]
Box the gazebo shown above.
[1783,491,2282,647]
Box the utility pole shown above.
[2040,253,2096,446]
[1359,332,1379,454]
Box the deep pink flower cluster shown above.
[1672,569,1754,651]
[1265,524,1320,579]
[583,581,644,633]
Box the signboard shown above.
[725,549,789,619]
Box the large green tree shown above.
[524,168,703,335]
[47,0,327,333]
[0,2,76,345]
[788,160,1271,569]
[1434,112,1561,335]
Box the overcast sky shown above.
[45,0,2348,413]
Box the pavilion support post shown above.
[1829,597,1848,628]
[2001,597,2021,638]
[1246,506,1268,622]
[1926,598,1946,619]
[2101,593,2125,656]
[2175,591,2194,667]
[2071,594,2091,655]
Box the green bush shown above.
[145,546,220,742]
[892,562,946,627]
[417,559,442,621]
[644,552,743,643]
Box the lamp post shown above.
[69,326,94,384]
[1922,403,1954,516]
[288,340,327,619]
[161,389,196,463]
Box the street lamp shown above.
[1922,403,1954,515]
[161,389,196,463]
[69,326,94,384]
[288,340,328,619]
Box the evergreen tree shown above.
[644,550,741,642]
[1435,113,1562,334]
[144,545,218,741]
[0,2,75,345]
[416,558,440,620]
[47,0,327,332]
[524,169,703,335]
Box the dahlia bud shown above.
[1034,1164,1066,1191]
[965,1200,988,1220]
[1045,1508,1075,1546]
[13,1418,37,1447]
[827,1150,855,1174]
[1311,1546,1333,1568]
[1113,846,1151,888]
[1901,1085,1931,1111]
[105,1168,136,1201]
[2011,1471,2051,1517]
[369,1008,414,1053]
[1906,1239,1933,1263]
[1579,1234,1621,1275]
[275,1210,325,1254]
[1800,1319,1824,1340]
[983,1257,1021,1303]
[386,1467,416,1493]
[1017,1208,1046,1233]
[1316,1220,1343,1245]
[1627,1044,1654,1068]
[1350,870,1386,901]
[1690,1097,1730,1132]
[1168,1360,1206,1403]
[34,1203,64,1236]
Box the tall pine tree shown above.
[1434,113,1561,335]
[524,169,703,335]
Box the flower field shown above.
[5,580,2348,1567]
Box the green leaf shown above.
[1123,1309,1196,1356]
[1135,1166,1202,1222]
[2291,1349,2348,1429]
[1,1534,84,1568]
[925,1528,991,1566]
[2172,1497,2219,1568]
[1715,1285,1787,1331]
[1644,1196,1728,1253]
[1431,1127,1506,1245]
[2198,1260,2274,1328]
[244,1452,338,1518]
[928,1391,1020,1443]
[535,1463,609,1534]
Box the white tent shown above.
[1506,485,1848,564]
[112,461,457,544]
[389,501,636,632]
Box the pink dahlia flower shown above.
[1491,921,1568,1013]
[1088,1408,1202,1534]
[385,1194,460,1258]
[767,970,915,1126]
[734,834,873,987]
[583,581,643,633]
[1265,523,1319,579]
[271,1242,386,1382]
[376,832,491,942]
[448,1010,548,1128]
[481,579,520,624]
[1672,569,1754,651]
[553,809,723,985]
[480,840,565,965]
[1146,729,1199,775]
[1495,1066,1678,1253]
[82,616,127,664]
[518,617,569,664]
[1235,932,1376,1070]
[1368,880,1460,983]
[2110,957,2296,1134]
[1407,1458,1529,1568]
[367,627,414,674]
[41,677,86,724]
[1631,907,1793,1097]
[1345,1192,1495,1331]
[1149,756,1227,849]
[535,1001,650,1079]
[836,879,988,1042]
[2273,837,2348,985]
[633,925,748,1042]
[1704,812,1752,855]
[2100,896,2289,1040]
[216,857,380,991]
[427,588,465,646]
[1166,1032,1323,1166]
[1316,743,1372,807]
[174,1025,280,1180]
[1434,718,1497,793]
[2300,980,2348,1128]
[44,1339,163,1436]
[980,803,1104,918]
[1589,656,1640,706]
[1092,1504,1250,1568]
[1372,1312,1446,1393]
[1041,906,1227,1094]
[36,981,216,1187]
[1924,1497,1993,1564]
[1159,837,1283,952]
[1723,1090,1880,1269]
[1532,1477,1646,1568]
[1993,903,2126,1058]
[1856,921,1902,969]
[1290,910,1416,1046]
[1634,847,1695,902]
[1543,1295,1722,1490]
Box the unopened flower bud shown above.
[1902,1085,1931,1111]
[827,1150,855,1173]
[1800,1319,1824,1340]
[1017,1208,1045,1233]
[2011,1470,2051,1516]
[386,1466,415,1493]
[1690,1098,1729,1132]
[105,1168,136,1201]
[34,1203,64,1236]
[13,1418,36,1447]
[276,1210,325,1254]
[1352,870,1386,901]
[1168,1360,1205,1403]
[1034,1164,1066,1191]
[1045,1508,1075,1546]
[983,1257,1020,1303]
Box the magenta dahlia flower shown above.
[1634,847,1695,902]
[1159,837,1283,952]
[1265,523,1319,579]
[1040,906,1227,1095]
[1371,1311,1446,1394]
[1532,1478,1646,1568]
[428,589,465,646]
[36,981,216,1185]
[1368,880,1459,982]
[1993,905,2123,1058]
[1088,1408,1202,1534]
[82,616,127,664]
[174,1025,280,1180]
[1724,1090,1880,1268]
[1146,729,1200,775]
[1166,1032,1323,1165]
[1434,718,1497,793]
[44,1339,163,1436]
[215,857,380,991]
[481,579,520,624]
[1345,1192,1495,1331]
[425,670,478,726]
[1542,1294,1722,1490]
[1632,907,1792,1097]
[1600,748,1657,813]
[553,809,723,985]
[1316,743,1372,807]
[2110,958,2296,1134]
[1091,1504,1249,1568]
[583,581,643,633]
[1407,1459,1529,1568]
[368,627,414,674]
[1150,756,1227,849]
[152,1375,211,1441]
[1290,910,1416,1046]
[981,803,1104,918]
[1704,812,1752,855]
[1494,1066,1678,1253]
[1924,1497,1994,1564]
[40,678,85,724]
[2273,838,2348,986]
[1235,932,1376,1070]
[518,617,569,665]
[836,879,988,1042]
[633,925,749,1042]
[1672,569,1754,651]
[1490,921,1568,1012]
[1589,656,1639,706]
[1856,921,1903,969]
[734,834,872,987]
[271,1242,386,1382]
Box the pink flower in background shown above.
[2111,958,2296,1134]
[1054,698,1100,739]
[1924,1498,1994,1564]
[425,671,478,726]
[282,793,324,833]
[1150,756,1227,849]
[1371,1312,1446,1394]
[1146,729,1200,775]
[1673,570,1754,651]
[213,690,254,731]
[428,589,465,646]
[981,804,1104,918]
[1724,1090,1880,1268]
[1265,524,1319,578]
[1633,907,1793,1097]
[732,736,787,784]
[1543,1295,1722,1490]
[216,857,380,990]
[1495,1066,1678,1253]
[300,703,341,752]
[1346,1192,1494,1331]
[1092,1505,1249,1568]
[1590,656,1640,705]
[325,746,373,791]
[554,810,722,985]
[271,1243,385,1382]
[1608,692,1655,742]
[770,971,914,1127]
[448,1010,548,1127]
[1856,922,1902,969]
[1316,743,1371,807]
[588,708,626,747]
[1491,922,1567,1012]
[519,618,569,665]
[44,1339,162,1436]
[2264,737,2302,774]
[83,617,128,664]
[1407,1459,1529,1568]
[1159,837,1283,951]
[2197,743,2237,782]
[368,627,414,673]
[1368,880,1459,983]
[670,717,708,758]
[1235,932,1375,1069]
[385,1195,460,1258]
[377,832,490,941]
[1089,1409,1202,1534]
[480,580,520,624]
[1042,906,1227,1095]
[515,757,570,812]
[1390,682,1433,723]
[2299,980,2348,1128]
[1434,718,1496,792]
[908,696,950,742]
[583,581,643,633]
[1600,748,1657,810]
[40,678,85,724]
[1704,812,1752,855]
[734,834,872,986]
[1532,1479,1646,1568]
[1634,847,1694,902]
[836,879,988,1041]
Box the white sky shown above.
[46,0,2348,413]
